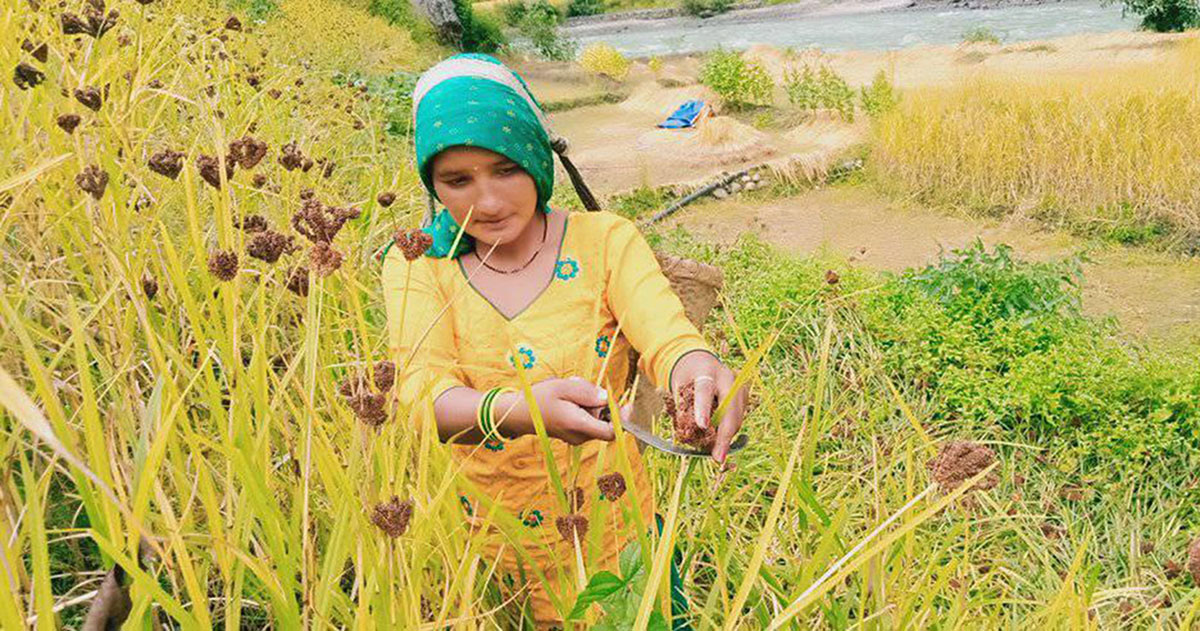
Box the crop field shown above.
[2,0,1200,629]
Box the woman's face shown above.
[430,146,539,247]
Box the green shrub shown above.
[367,0,423,31]
[454,0,507,52]
[1113,0,1200,31]
[859,69,899,118]
[518,2,576,60]
[863,240,1200,478]
[664,232,1200,483]
[567,0,606,17]
[784,64,854,121]
[698,49,774,110]
[230,0,278,21]
[961,26,1002,44]
[681,0,733,17]
[498,0,529,26]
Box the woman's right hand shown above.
[496,377,621,445]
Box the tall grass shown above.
[3,0,1199,628]
[870,36,1200,249]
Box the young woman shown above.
[381,53,747,628]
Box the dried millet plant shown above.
[238,214,268,233]
[56,113,81,133]
[148,150,183,179]
[393,228,432,261]
[373,360,395,392]
[229,135,267,169]
[207,250,239,281]
[247,230,296,264]
[13,63,45,90]
[141,274,158,300]
[76,165,108,200]
[673,381,717,451]
[597,472,626,501]
[285,266,309,297]
[196,154,233,189]
[309,241,343,277]
[74,86,102,111]
[927,441,999,493]
[370,497,413,538]
[556,514,589,543]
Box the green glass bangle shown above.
[477,387,501,437]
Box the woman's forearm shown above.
[431,387,531,443]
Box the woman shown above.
[381,53,747,628]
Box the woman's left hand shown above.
[670,350,747,464]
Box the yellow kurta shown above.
[381,210,709,625]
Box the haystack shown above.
[634,115,776,167]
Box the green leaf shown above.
[619,540,643,581]
[648,611,670,631]
[568,571,626,620]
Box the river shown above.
[565,1,1136,57]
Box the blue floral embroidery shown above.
[595,334,611,358]
[509,346,536,370]
[520,509,544,527]
[484,437,505,452]
[555,258,579,281]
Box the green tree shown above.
[1112,0,1200,32]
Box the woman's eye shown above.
[447,178,468,187]
[498,166,518,176]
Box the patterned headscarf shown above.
[412,54,557,259]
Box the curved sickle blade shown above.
[621,422,748,458]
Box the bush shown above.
[681,0,733,18]
[517,2,576,60]
[454,0,507,52]
[367,0,422,30]
[961,26,1002,44]
[567,0,606,17]
[498,0,529,26]
[859,69,899,118]
[579,43,630,81]
[784,64,854,121]
[1115,0,1200,31]
[698,49,774,110]
[677,233,1200,482]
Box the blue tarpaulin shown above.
[657,100,707,129]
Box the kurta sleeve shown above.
[603,215,712,389]
[381,249,468,413]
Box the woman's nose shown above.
[474,179,506,215]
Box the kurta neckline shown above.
[455,213,571,322]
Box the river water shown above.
[566,1,1135,57]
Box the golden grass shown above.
[870,35,1200,244]
[5,0,1190,627]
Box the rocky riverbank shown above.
[565,0,1067,34]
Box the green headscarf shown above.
[413,54,556,259]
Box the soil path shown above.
[665,186,1200,341]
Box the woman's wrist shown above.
[491,391,531,438]
[670,348,720,393]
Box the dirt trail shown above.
[666,186,1200,341]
